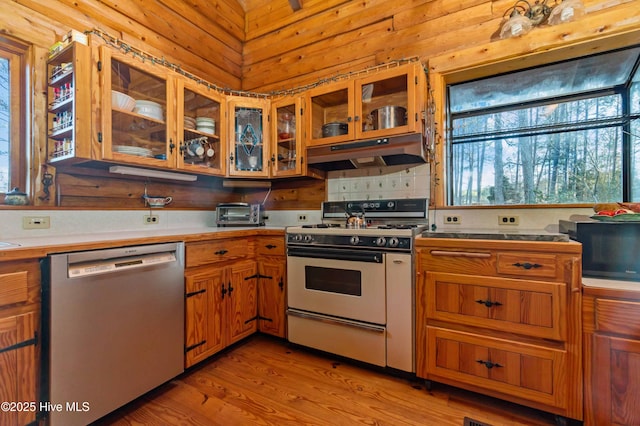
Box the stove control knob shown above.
[293,234,303,242]
[387,201,395,208]
[303,234,313,243]
[375,237,387,247]
[388,237,399,247]
[350,236,360,245]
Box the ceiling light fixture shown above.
[109,165,197,182]
[500,0,585,39]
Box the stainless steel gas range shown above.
[286,198,428,373]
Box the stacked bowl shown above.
[196,117,215,135]
[112,90,136,111]
[184,116,196,130]
[134,100,164,121]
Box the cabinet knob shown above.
[169,139,175,153]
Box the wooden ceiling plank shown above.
[96,0,242,68]
[242,20,393,90]
[21,0,241,87]
[157,0,244,50]
[167,0,246,42]
[245,0,348,40]
[243,0,419,65]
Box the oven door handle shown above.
[287,247,384,263]
[287,309,386,333]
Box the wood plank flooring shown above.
[95,335,559,426]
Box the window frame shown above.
[426,30,640,209]
[0,34,28,196]
[445,58,639,206]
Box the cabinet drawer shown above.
[426,272,566,340]
[0,271,29,308]
[186,239,250,268]
[595,298,640,339]
[427,326,566,409]
[497,252,558,278]
[419,248,562,280]
[256,236,285,257]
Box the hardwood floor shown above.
[95,335,560,426]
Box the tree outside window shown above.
[447,47,640,206]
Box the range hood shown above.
[306,133,427,171]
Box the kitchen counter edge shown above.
[0,227,286,261]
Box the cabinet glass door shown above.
[271,96,303,176]
[228,97,269,176]
[101,48,173,167]
[178,80,225,175]
[306,80,355,146]
[355,64,422,139]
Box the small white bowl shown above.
[112,90,136,111]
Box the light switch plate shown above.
[22,216,51,229]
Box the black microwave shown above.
[559,219,640,281]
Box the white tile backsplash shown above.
[327,163,430,201]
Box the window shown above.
[0,35,28,194]
[447,46,640,206]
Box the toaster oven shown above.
[216,203,265,226]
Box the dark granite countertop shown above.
[421,229,570,242]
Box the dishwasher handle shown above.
[68,250,178,278]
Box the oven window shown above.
[305,266,361,296]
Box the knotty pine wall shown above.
[3,0,639,209]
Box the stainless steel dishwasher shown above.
[42,242,185,426]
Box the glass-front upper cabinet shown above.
[227,96,270,177]
[270,96,303,177]
[306,63,425,147]
[355,63,423,139]
[305,80,355,147]
[177,79,226,176]
[47,42,92,163]
[100,47,175,168]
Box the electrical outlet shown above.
[498,215,519,225]
[444,215,461,225]
[22,216,50,229]
[297,214,307,222]
[144,214,159,224]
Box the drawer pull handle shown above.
[214,249,228,255]
[475,299,503,308]
[265,244,277,249]
[476,359,502,369]
[430,250,491,258]
[512,262,542,270]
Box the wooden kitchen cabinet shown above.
[0,260,41,426]
[256,236,287,338]
[227,96,270,177]
[46,41,92,163]
[583,285,640,426]
[270,96,304,178]
[184,239,259,368]
[305,62,425,147]
[100,46,177,169]
[176,78,227,176]
[415,238,583,422]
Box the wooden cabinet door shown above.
[227,260,258,345]
[591,334,640,426]
[184,267,225,368]
[258,258,286,338]
[0,312,37,426]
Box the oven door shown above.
[286,246,386,324]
